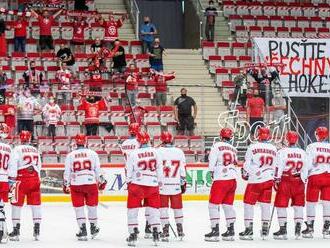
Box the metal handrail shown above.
[125,0,140,39]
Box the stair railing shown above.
[125,0,140,39]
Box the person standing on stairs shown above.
[140,16,157,54]
[205,0,218,42]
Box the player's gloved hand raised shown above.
[62,185,70,194]
[241,168,249,181]
[273,178,281,192]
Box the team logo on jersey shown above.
[108,26,116,35]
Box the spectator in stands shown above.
[79,94,107,136]
[246,89,265,135]
[0,98,16,135]
[74,0,88,11]
[174,88,197,136]
[272,90,287,128]
[140,16,157,54]
[0,16,8,56]
[112,39,127,73]
[71,16,88,53]
[90,37,103,54]
[42,95,61,138]
[0,70,8,104]
[126,99,148,126]
[126,64,139,106]
[204,0,218,41]
[16,88,40,136]
[56,62,72,102]
[149,38,165,72]
[150,69,175,106]
[30,8,63,53]
[99,13,126,48]
[13,14,28,53]
[56,43,76,74]
[23,61,44,90]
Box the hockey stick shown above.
[99,202,110,209]
[169,223,177,238]
[268,204,276,231]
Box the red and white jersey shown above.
[306,141,330,177]
[8,145,42,179]
[243,142,277,183]
[208,141,238,181]
[158,145,186,195]
[0,142,11,182]
[64,148,101,186]
[103,19,123,41]
[42,103,61,125]
[126,146,163,187]
[121,137,139,161]
[275,147,308,182]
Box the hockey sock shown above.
[160,208,169,227]
[11,205,21,226]
[293,206,304,224]
[31,205,42,224]
[322,200,330,222]
[87,206,98,225]
[222,204,236,227]
[208,203,220,228]
[174,209,184,225]
[127,208,139,234]
[147,207,161,232]
[74,207,86,227]
[260,202,271,223]
[145,207,151,223]
[276,207,287,226]
[306,202,316,223]
[244,203,254,227]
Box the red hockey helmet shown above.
[136,131,150,145]
[257,127,271,141]
[160,131,173,144]
[128,122,140,136]
[220,128,233,139]
[286,131,299,145]
[0,123,10,139]
[75,133,87,146]
[315,126,329,141]
[19,130,31,143]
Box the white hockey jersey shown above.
[8,145,42,179]
[0,142,11,182]
[157,145,186,195]
[306,141,330,177]
[121,137,140,161]
[243,142,277,183]
[42,103,61,126]
[126,146,163,187]
[208,141,238,181]
[275,147,308,182]
[64,148,101,186]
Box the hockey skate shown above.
[295,222,302,239]
[239,223,253,240]
[90,223,100,239]
[8,223,20,241]
[127,231,137,247]
[302,221,314,239]
[322,220,330,239]
[144,221,152,239]
[33,223,40,241]
[204,224,219,242]
[0,206,8,243]
[177,223,184,241]
[152,227,160,246]
[261,222,269,240]
[221,223,235,241]
[160,224,169,242]
[273,223,287,240]
[76,223,88,241]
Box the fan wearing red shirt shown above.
[30,8,63,52]
[151,70,175,106]
[126,64,139,106]
[71,16,88,53]
[13,16,28,53]
[0,104,16,135]
[246,90,265,134]
[100,13,126,47]
[79,95,107,136]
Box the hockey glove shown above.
[181,177,187,194]
[8,178,17,203]
[98,175,107,191]
[62,184,70,194]
[273,178,281,192]
[241,168,249,181]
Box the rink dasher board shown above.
[40,163,247,202]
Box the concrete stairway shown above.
[95,0,136,41]
[164,49,228,136]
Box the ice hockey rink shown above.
[2,201,329,248]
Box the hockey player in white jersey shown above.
[7,130,42,241]
[273,131,308,240]
[126,131,163,246]
[121,123,140,159]
[157,131,186,241]
[0,123,11,243]
[239,127,277,240]
[63,133,107,241]
[303,126,330,238]
[205,128,238,242]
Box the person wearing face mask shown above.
[149,38,165,72]
[42,96,61,138]
[126,64,139,107]
[204,0,218,41]
[140,16,157,54]
[174,88,197,136]
[23,61,44,90]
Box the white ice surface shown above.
[2,201,330,247]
